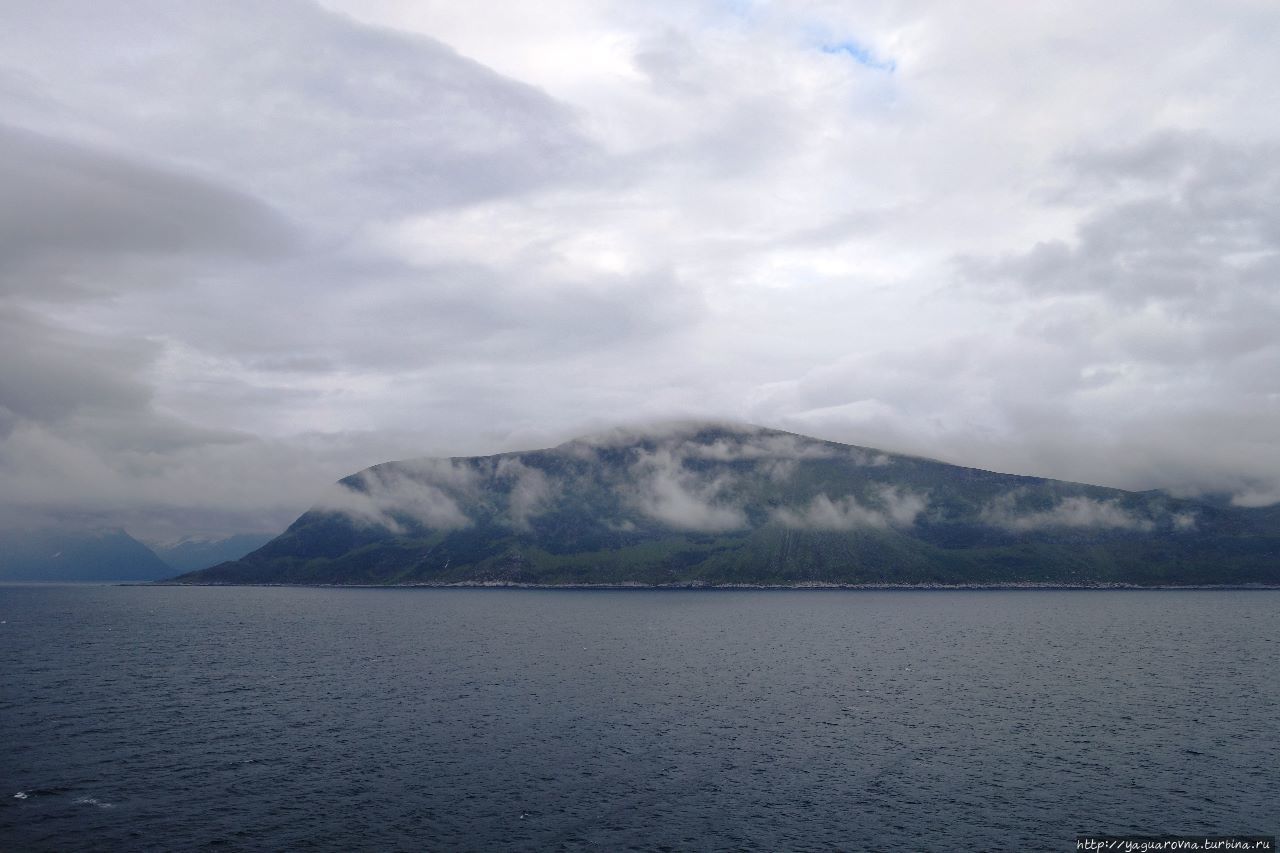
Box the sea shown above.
[1,585,1276,852]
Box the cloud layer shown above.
[5,0,1280,540]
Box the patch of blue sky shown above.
[715,0,759,19]
[820,39,897,73]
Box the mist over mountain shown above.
[0,528,172,582]
[174,424,1280,587]
[152,533,278,574]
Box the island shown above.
[172,423,1280,587]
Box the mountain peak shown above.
[553,420,854,457]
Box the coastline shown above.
[143,580,1280,590]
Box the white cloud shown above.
[627,447,747,532]
[980,494,1155,533]
[495,457,558,530]
[772,486,927,531]
[316,465,473,533]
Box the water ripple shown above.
[1,586,1277,851]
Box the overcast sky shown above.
[4,0,1280,542]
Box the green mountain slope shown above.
[174,423,1280,586]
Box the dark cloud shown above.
[0,0,617,540]
[0,308,154,426]
[966,133,1280,309]
[0,0,598,222]
[0,124,294,280]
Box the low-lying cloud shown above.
[980,493,1155,532]
[494,456,557,530]
[627,447,747,532]
[772,487,928,531]
[313,454,563,534]
[686,433,891,467]
[316,465,473,534]
[567,421,886,468]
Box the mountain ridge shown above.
[172,423,1280,587]
[0,527,174,581]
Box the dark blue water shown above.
[1,586,1276,851]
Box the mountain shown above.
[0,527,173,581]
[173,423,1280,587]
[153,533,278,574]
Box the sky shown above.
[3,0,1280,543]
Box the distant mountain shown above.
[0,528,173,581]
[153,533,278,574]
[174,423,1280,587]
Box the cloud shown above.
[316,463,474,533]
[772,486,927,531]
[0,0,598,220]
[310,454,563,533]
[494,457,558,530]
[627,447,747,532]
[565,420,757,450]
[963,132,1280,308]
[0,124,294,295]
[980,493,1155,533]
[683,431,872,463]
[0,308,154,427]
[0,0,618,541]
[6,0,1280,544]
[563,421,887,465]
